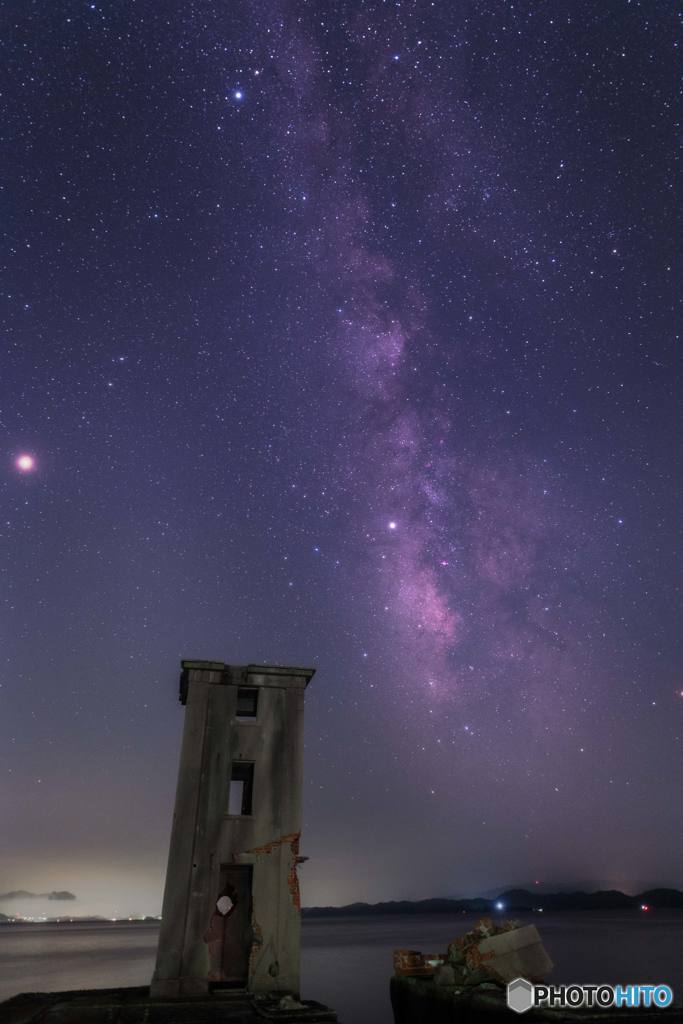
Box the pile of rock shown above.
[393,916,553,991]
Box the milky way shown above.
[1,1,681,915]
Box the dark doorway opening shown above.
[209,864,253,989]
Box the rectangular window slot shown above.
[229,762,254,816]
[235,688,258,719]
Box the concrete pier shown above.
[0,986,337,1024]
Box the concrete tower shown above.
[151,660,315,999]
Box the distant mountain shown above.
[302,888,683,917]
[492,888,537,909]
[639,888,683,908]
[0,890,76,901]
[496,889,636,910]
[471,879,678,899]
[303,897,491,918]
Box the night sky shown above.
[2,1,681,920]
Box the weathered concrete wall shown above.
[151,661,314,999]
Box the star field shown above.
[1,0,681,915]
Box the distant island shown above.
[0,890,76,901]
[302,887,683,917]
[2,887,682,925]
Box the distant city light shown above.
[640,903,650,912]
[495,901,505,910]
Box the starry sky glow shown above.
[1,0,681,917]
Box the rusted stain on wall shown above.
[245,831,300,857]
[249,916,264,975]
[243,832,303,910]
[287,833,302,910]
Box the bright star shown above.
[388,521,397,530]
[234,90,244,100]
[15,453,36,473]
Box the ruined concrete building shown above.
[151,660,315,998]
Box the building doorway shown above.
[212,864,253,988]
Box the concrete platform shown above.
[0,986,338,1024]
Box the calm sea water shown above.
[1,912,682,1023]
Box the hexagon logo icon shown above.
[507,977,534,1014]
